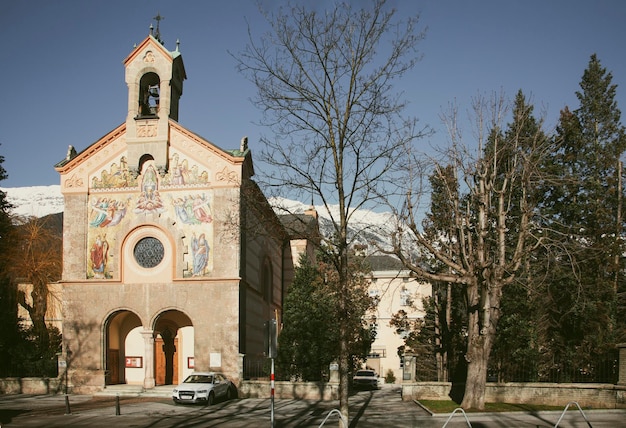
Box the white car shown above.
[352,369,379,390]
[172,372,235,405]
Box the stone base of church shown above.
[66,368,106,395]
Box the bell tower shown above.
[123,17,186,177]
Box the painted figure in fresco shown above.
[166,152,211,186]
[90,198,129,228]
[191,232,210,276]
[90,234,109,278]
[173,197,194,224]
[170,153,185,185]
[91,156,135,189]
[172,194,213,225]
[192,194,213,223]
[142,164,157,198]
[135,164,166,214]
[101,199,129,227]
[90,198,110,227]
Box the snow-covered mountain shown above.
[0,185,395,251]
[0,185,64,218]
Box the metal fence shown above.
[488,355,619,384]
[414,352,619,384]
[243,355,271,380]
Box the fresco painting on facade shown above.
[162,152,210,186]
[191,232,210,276]
[172,194,213,225]
[89,197,130,228]
[90,233,110,279]
[86,157,215,279]
[84,150,215,190]
[91,156,137,189]
[135,162,166,215]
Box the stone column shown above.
[141,330,156,389]
[402,353,417,382]
[237,354,245,384]
[329,362,340,384]
[617,343,626,385]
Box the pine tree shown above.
[393,91,551,409]
[490,91,545,382]
[276,253,374,381]
[536,55,626,377]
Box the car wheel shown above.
[227,386,234,400]
[207,392,215,406]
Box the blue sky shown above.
[1,0,625,188]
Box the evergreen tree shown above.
[490,91,545,381]
[393,91,551,409]
[536,55,626,378]
[277,253,375,381]
[420,164,467,382]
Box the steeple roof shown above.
[123,34,183,67]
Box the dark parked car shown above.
[352,370,379,390]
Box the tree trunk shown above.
[339,321,350,426]
[460,333,490,410]
[31,282,50,351]
[460,280,499,410]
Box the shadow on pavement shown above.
[0,408,31,425]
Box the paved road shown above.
[0,386,625,427]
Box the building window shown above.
[134,237,164,268]
[368,347,386,359]
[400,288,412,306]
[369,289,381,305]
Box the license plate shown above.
[181,394,193,400]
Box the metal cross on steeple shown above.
[153,12,164,44]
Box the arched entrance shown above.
[105,310,142,385]
[153,310,193,386]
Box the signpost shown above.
[265,319,278,427]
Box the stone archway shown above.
[153,310,193,386]
[105,310,142,385]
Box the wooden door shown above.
[107,349,120,384]
[154,337,178,385]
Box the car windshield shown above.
[356,371,375,377]
[183,374,213,384]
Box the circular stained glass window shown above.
[134,237,164,268]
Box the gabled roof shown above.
[123,35,178,65]
[279,213,320,241]
[365,254,404,272]
[54,119,251,176]
[54,123,126,171]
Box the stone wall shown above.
[402,382,626,409]
[2,377,626,408]
[239,380,339,400]
[0,378,62,395]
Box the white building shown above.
[364,255,431,384]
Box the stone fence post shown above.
[402,353,417,382]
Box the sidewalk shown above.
[1,387,625,427]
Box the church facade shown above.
[54,32,298,393]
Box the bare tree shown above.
[235,0,426,421]
[391,92,550,409]
[7,214,62,351]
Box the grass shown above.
[417,400,584,414]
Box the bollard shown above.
[64,394,72,415]
[115,394,121,415]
